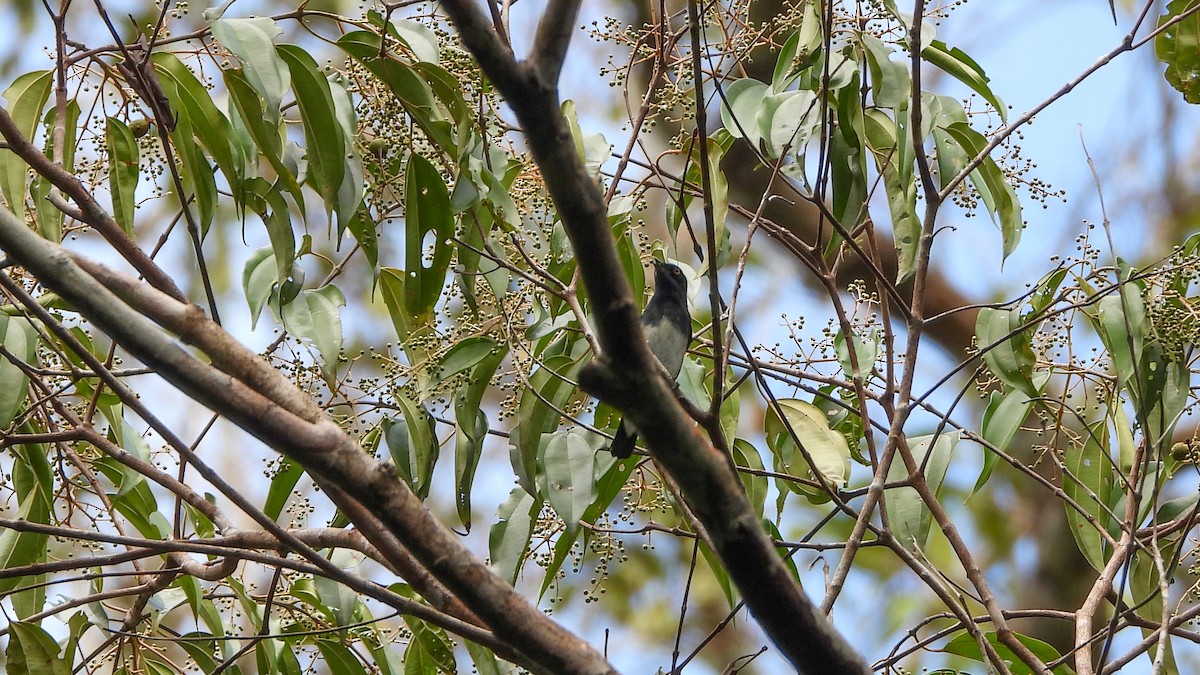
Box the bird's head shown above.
[651,259,688,299]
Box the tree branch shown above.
[435,1,867,671]
[0,206,609,675]
[0,105,186,302]
[531,0,580,83]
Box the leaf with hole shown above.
[404,154,454,318]
[1156,0,1200,104]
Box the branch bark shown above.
[0,206,612,675]
[436,0,868,671]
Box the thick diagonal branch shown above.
[0,207,612,675]
[436,1,868,671]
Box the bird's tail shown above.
[609,422,638,459]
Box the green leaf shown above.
[980,388,1031,453]
[941,121,1023,260]
[453,345,505,530]
[974,389,1031,498]
[223,68,303,205]
[360,614,405,675]
[1145,359,1189,449]
[404,154,454,317]
[33,101,80,242]
[488,487,539,585]
[758,89,821,158]
[539,430,597,539]
[391,19,441,64]
[382,396,439,500]
[863,109,919,281]
[562,100,611,178]
[1030,268,1068,314]
[720,78,769,147]
[834,325,879,379]
[62,613,93,673]
[860,34,910,109]
[379,267,418,343]
[280,285,345,382]
[178,575,213,633]
[772,31,803,91]
[761,518,802,584]
[1156,0,1200,104]
[242,246,276,328]
[0,314,37,429]
[337,31,457,155]
[1093,287,1145,391]
[177,634,220,667]
[212,18,288,120]
[262,183,296,284]
[315,565,361,630]
[346,208,379,274]
[402,617,455,674]
[105,117,140,235]
[0,70,52,221]
[732,439,768,517]
[106,472,168,538]
[153,53,242,197]
[329,79,365,230]
[46,100,81,173]
[944,630,1071,675]
[453,407,488,532]
[511,347,586,496]
[1064,423,1114,571]
[464,642,507,675]
[698,539,736,609]
[832,72,868,228]
[927,95,970,189]
[277,45,346,217]
[379,268,439,370]
[886,432,958,550]
[765,398,852,494]
[1108,396,1137,470]
[263,458,303,521]
[0,432,52,596]
[921,40,1006,122]
[314,639,368,675]
[975,307,1037,396]
[168,112,219,235]
[534,436,627,602]
[438,337,498,383]
[6,621,70,675]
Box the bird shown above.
[609,259,692,459]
